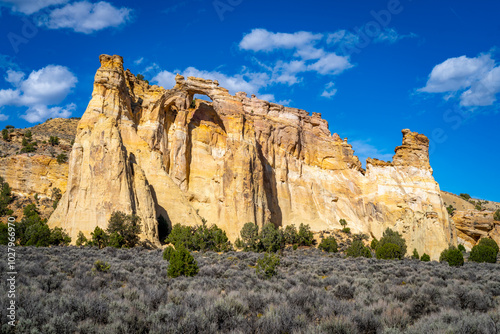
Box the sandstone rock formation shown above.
[49,55,456,258]
[0,154,68,198]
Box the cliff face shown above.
[48,55,456,258]
[0,155,68,198]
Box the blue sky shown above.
[0,0,499,201]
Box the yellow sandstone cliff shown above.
[48,55,457,258]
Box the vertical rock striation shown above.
[49,55,456,258]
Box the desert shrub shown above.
[377,228,407,258]
[469,244,497,263]
[93,260,110,273]
[259,222,282,253]
[370,238,378,250]
[297,223,314,246]
[256,253,280,279]
[283,224,298,245]
[75,231,88,246]
[192,221,232,252]
[376,243,404,260]
[420,253,430,262]
[238,222,261,251]
[0,176,13,216]
[477,238,499,255]
[89,226,109,249]
[439,246,464,267]
[494,209,500,221]
[334,281,355,300]
[167,245,199,278]
[318,235,338,253]
[342,227,351,234]
[460,193,471,200]
[166,223,193,248]
[2,128,8,141]
[106,211,142,248]
[458,244,466,252]
[346,240,372,258]
[56,153,68,164]
[51,187,62,209]
[446,205,456,216]
[49,227,71,246]
[163,246,175,261]
[412,248,420,259]
[49,136,60,146]
[24,130,32,140]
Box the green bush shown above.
[370,238,378,250]
[93,260,110,273]
[346,240,372,258]
[318,235,338,253]
[24,130,32,140]
[439,246,464,267]
[76,231,88,246]
[106,211,142,248]
[412,248,420,259]
[447,205,456,217]
[339,218,347,229]
[49,136,59,146]
[89,226,109,249]
[458,244,466,252]
[191,221,232,252]
[494,210,500,221]
[163,245,175,261]
[377,228,407,258]
[460,193,471,200]
[376,243,403,260]
[51,187,62,209]
[166,222,231,252]
[49,227,71,246]
[297,223,314,246]
[469,245,497,263]
[56,153,68,164]
[20,143,36,153]
[238,222,261,251]
[256,253,280,279]
[166,223,194,248]
[167,245,199,278]
[283,224,299,245]
[420,253,430,262]
[0,177,14,216]
[260,222,282,253]
[342,227,351,234]
[477,238,499,255]
[2,129,9,141]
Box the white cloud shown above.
[38,1,131,34]
[153,67,269,95]
[327,30,360,47]
[0,0,68,15]
[238,28,354,94]
[419,53,500,107]
[239,29,322,52]
[0,112,8,121]
[350,139,393,167]
[321,82,337,99]
[373,28,416,44]
[307,53,353,75]
[21,103,75,123]
[134,57,144,65]
[0,64,77,123]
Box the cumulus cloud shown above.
[0,0,68,15]
[419,53,500,107]
[239,29,322,52]
[37,1,132,34]
[350,139,393,167]
[0,65,77,123]
[321,82,337,99]
[307,53,353,75]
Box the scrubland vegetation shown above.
[1,246,500,333]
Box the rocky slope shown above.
[46,54,459,259]
[442,192,500,250]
